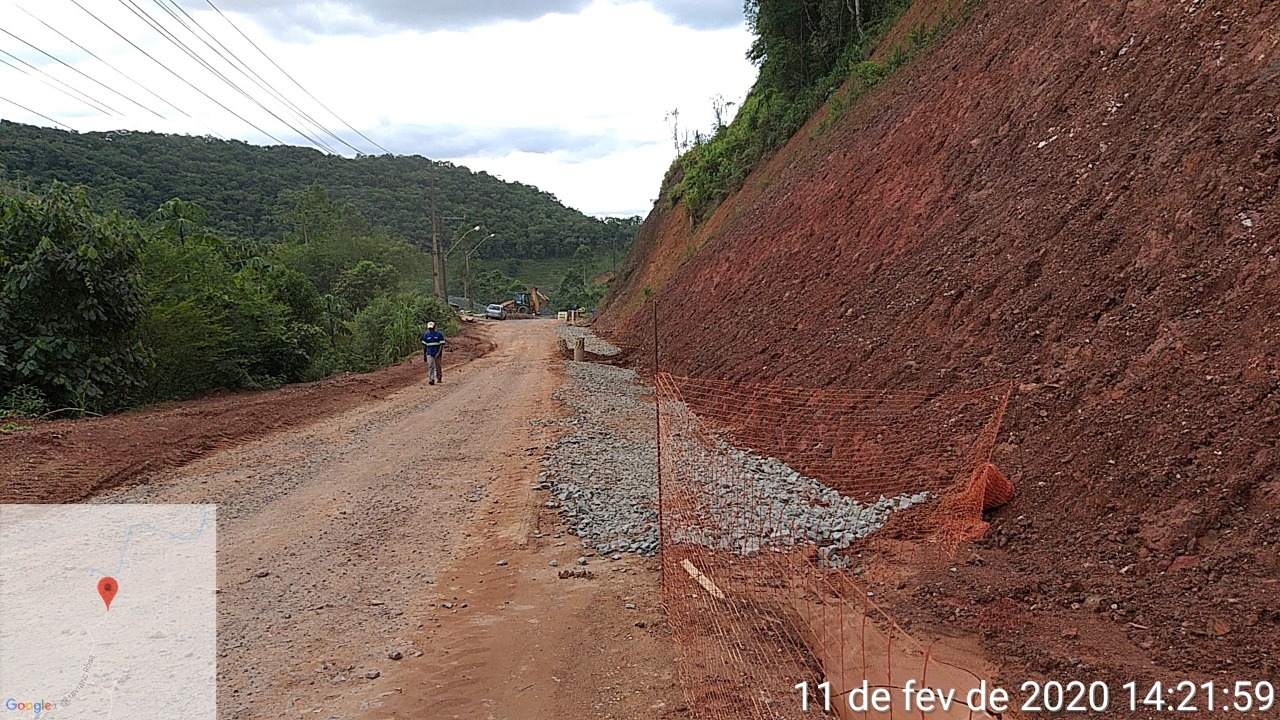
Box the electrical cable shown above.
[66,0,288,145]
[152,0,361,154]
[111,0,335,152]
[16,5,182,118]
[16,4,229,139]
[0,93,76,131]
[202,0,391,154]
[0,49,116,116]
[0,25,165,120]
[3,0,387,154]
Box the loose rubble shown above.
[541,327,933,567]
[540,327,660,556]
[670,441,929,567]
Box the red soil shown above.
[602,0,1280,702]
[0,326,494,505]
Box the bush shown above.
[669,0,932,224]
[0,384,48,419]
[0,184,148,411]
[348,292,456,371]
[138,234,329,399]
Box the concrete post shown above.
[573,337,585,362]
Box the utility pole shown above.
[440,214,468,308]
[429,166,441,299]
[441,237,450,304]
[464,248,473,308]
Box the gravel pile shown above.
[541,359,660,556]
[543,329,930,567]
[670,441,929,568]
[554,324,623,356]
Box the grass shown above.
[0,420,31,434]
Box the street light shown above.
[441,225,480,305]
[462,233,495,308]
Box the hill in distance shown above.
[0,119,639,267]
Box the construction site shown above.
[2,0,1279,718]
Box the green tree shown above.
[348,292,456,371]
[0,121,641,269]
[0,184,147,411]
[334,260,397,311]
[571,243,593,285]
[556,244,606,310]
[470,268,525,305]
[148,197,207,242]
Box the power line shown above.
[16,4,229,140]
[153,0,363,155]
[17,5,186,119]
[138,0,341,153]
[110,0,335,153]
[2,0,388,156]
[0,94,76,131]
[66,0,288,145]
[0,48,117,116]
[0,25,165,120]
[202,0,391,155]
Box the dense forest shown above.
[0,120,640,262]
[0,181,468,419]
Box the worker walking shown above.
[421,321,446,385]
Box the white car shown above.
[485,304,507,320]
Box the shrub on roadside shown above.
[0,184,148,412]
[348,292,457,372]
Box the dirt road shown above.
[19,320,678,720]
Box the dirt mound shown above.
[0,325,494,505]
[602,0,1280,696]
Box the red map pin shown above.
[97,577,119,610]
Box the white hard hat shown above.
[427,321,435,329]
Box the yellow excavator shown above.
[502,287,549,316]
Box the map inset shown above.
[1,504,216,718]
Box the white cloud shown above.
[0,0,756,216]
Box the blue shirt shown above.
[421,330,446,357]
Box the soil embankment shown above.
[602,0,1280,693]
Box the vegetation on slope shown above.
[666,0,963,224]
[0,120,642,417]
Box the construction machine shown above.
[501,287,549,317]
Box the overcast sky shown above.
[0,0,757,216]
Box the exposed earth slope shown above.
[602,0,1280,689]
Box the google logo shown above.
[3,698,54,714]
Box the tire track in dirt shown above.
[46,320,679,720]
[0,325,494,506]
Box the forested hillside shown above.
[0,120,638,262]
[0,116,642,417]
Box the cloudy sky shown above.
[0,0,758,216]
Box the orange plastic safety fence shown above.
[656,372,1011,719]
